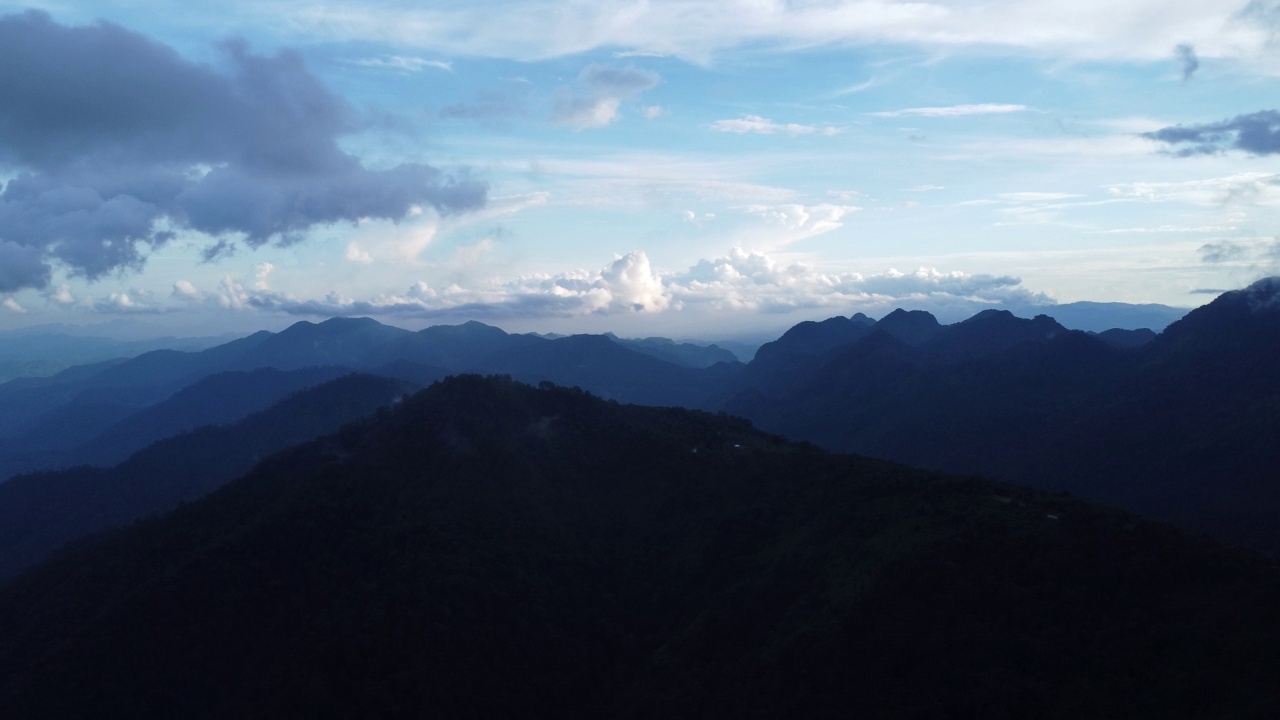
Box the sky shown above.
[3,1,1280,340]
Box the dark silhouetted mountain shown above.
[0,332,237,383]
[1,376,1277,719]
[923,309,1066,362]
[0,373,414,580]
[732,314,876,394]
[68,366,356,468]
[608,334,739,368]
[1094,327,1157,349]
[384,319,547,368]
[873,308,941,345]
[722,277,1280,556]
[479,334,741,408]
[0,317,729,481]
[227,317,414,370]
[1034,300,1188,332]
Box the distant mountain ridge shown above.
[722,277,1280,556]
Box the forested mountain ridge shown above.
[1,376,1278,719]
[0,373,416,580]
[0,318,742,481]
[723,277,1280,555]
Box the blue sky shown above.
[2,1,1280,339]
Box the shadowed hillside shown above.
[2,376,1277,719]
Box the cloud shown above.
[906,185,945,192]
[869,104,1027,118]
[741,203,860,245]
[643,105,667,119]
[350,55,452,72]
[439,93,523,121]
[552,64,658,130]
[0,240,50,292]
[0,11,486,293]
[2,297,26,314]
[208,247,1049,323]
[1143,110,1280,155]
[272,2,1271,66]
[1197,238,1280,270]
[710,115,839,136]
[1174,43,1200,82]
[46,283,76,306]
[1198,240,1252,263]
[1106,172,1280,205]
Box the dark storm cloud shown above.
[1174,43,1199,82]
[1143,110,1280,155]
[0,11,486,291]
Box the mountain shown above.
[479,333,741,409]
[0,373,415,580]
[1,376,1277,718]
[0,332,238,383]
[68,366,356,468]
[608,334,740,368]
[0,317,732,481]
[722,277,1280,556]
[1033,300,1187,332]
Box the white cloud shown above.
[552,65,659,130]
[906,184,946,192]
[346,242,373,264]
[2,297,26,314]
[1106,173,1280,206]
[350,55,452,72]
[869,103,1028,118]
[741,203,861,246]
[553,95,623,130]
[46,284,76,306]
[710,115,840,136]
[172,280,203,300]
[997,192,1083,202]
[643,105,667,119]
[201,246,1048,323]
[271,1,1278,67]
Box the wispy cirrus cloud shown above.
[710,115,839,136]
[869,103,1027,118]
[349,55,452,72]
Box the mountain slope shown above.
[723,277,1280,556]
[1,376,1277,719]
[0,373,415,580]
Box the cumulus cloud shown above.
[202,247,1048,323]
[1143,110,1280,155]
[2,297,26,314]
[869,104,1027,118]
[710,115,839,136]
[0,11,486,293]
[552,64,659,130]
[1174,43,1200,82]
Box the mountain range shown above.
[2,375,1278,718]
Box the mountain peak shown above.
[874,309,941,346]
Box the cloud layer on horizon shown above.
[0,11,486,293]
[159,248,1052,326]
